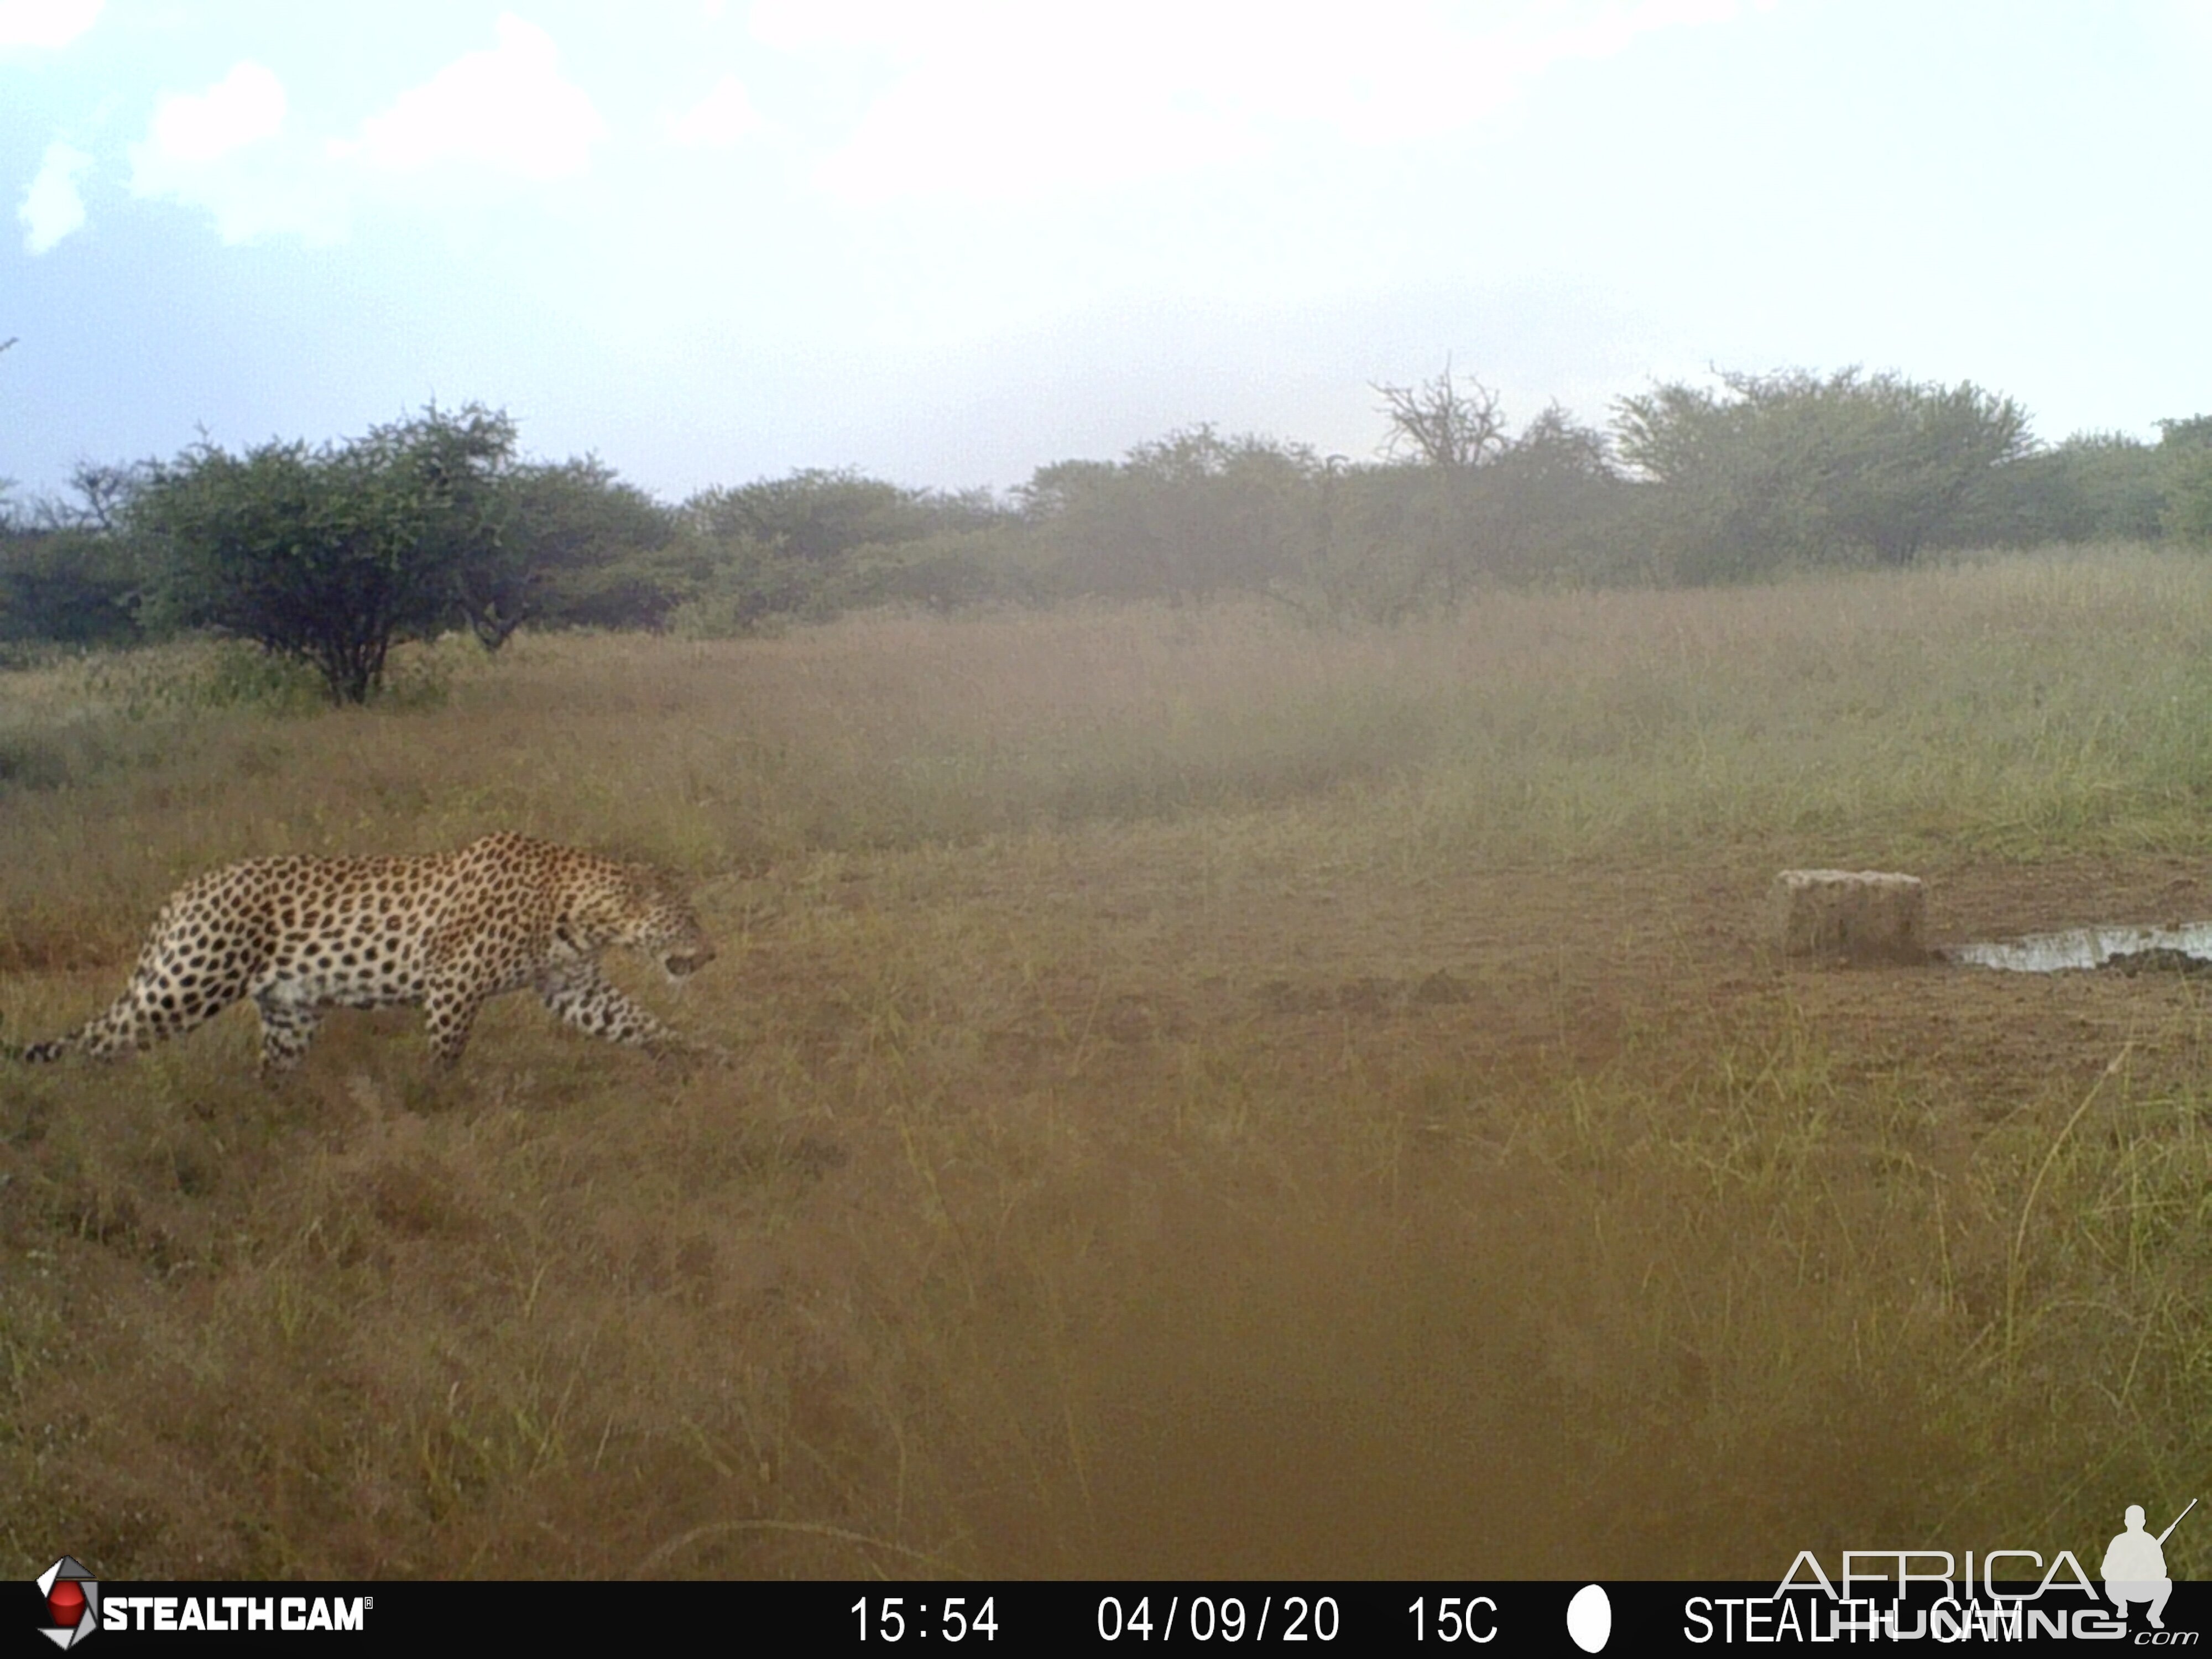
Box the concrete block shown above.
[1771,869,1926,962]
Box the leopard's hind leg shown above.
[13,924,263,1063]
[251,987,325,1074]
[9,972,234,1062]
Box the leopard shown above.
[3,833,716,1074]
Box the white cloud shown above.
[129,61,345,243]
[753,0,1761,202]
[143,60,286,164]
[18,139,90,253]
[338,14,605,181]
[669,75,766,147]
[747,0,928,55]
[0,0,101,51]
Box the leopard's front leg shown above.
[533,962,685,1051]
[420,978,487,1070]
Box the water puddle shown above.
[1943,922,2212,974]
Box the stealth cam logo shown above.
[35,1558,98,1650]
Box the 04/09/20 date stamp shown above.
[1094,1593,1340,1642]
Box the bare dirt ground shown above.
[758,836,2212,1126]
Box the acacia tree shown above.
[687,468,974,561]
[1614,367,2030,574]
[0,526,145,646]
[2159,416,2212,548]
[0,461,155,646]
[461,455,683,641]
[140,404,515,703]
[1373,359,1507,469]
[1021,426,1326,603]
[1365,362,1540,604]
[1,339,14,528]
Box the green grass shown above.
[4,545,2210,1579]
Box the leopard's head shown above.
[614,865,716,980]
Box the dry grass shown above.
[4,546,2210,1579]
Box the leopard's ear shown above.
[624,862,682,900]
[619,862,654,893]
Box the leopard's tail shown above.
[3,1012,88,1063]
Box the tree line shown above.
[3,369,2210,702]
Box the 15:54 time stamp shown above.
[852,1596,999,1642]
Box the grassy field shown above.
[3,546,2210,1579]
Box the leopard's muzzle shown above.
[661,945,716,979]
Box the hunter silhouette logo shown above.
[2103,1499,2195,1631]
[35,1558,98,1650]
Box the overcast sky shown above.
[4,0,2209,505]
